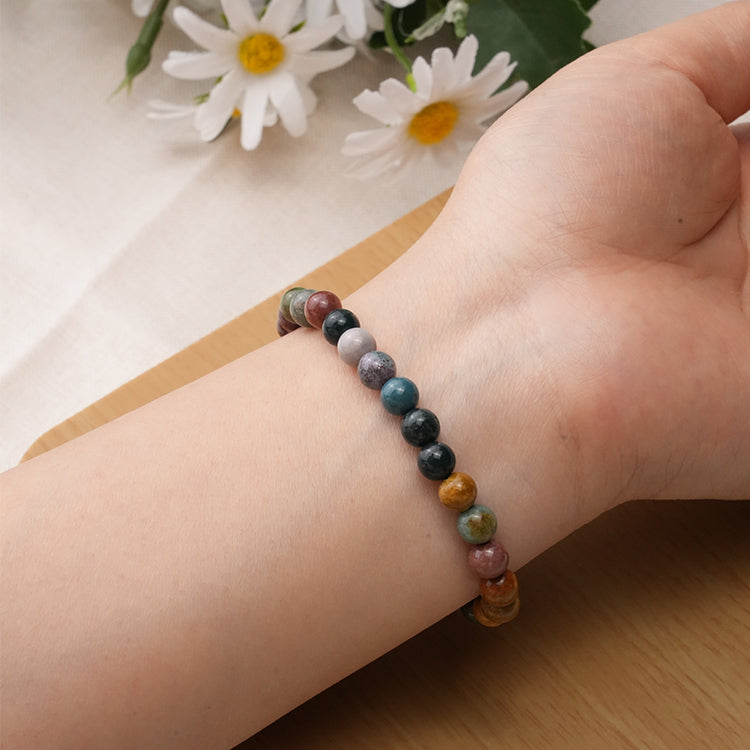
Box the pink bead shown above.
[467,539,509,579]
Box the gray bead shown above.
[337,327,377,367]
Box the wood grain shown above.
[22,188,750,749]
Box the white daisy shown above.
[305,0,383,40]
[163,0,355,149]
[342,35,528,178]
[132,0,223,17]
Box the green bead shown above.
[279,287,306,323]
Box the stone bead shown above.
[276,310,299,336]
[417,442,456,481]
[289,289,315,326]
[479,570,519,608]
[473,596,520,627]
[456,504,497,544]
[322,309,360,345]
[438,472,477,511]
[460,599,479,624]
[337,327,376,367]
[304,290,342,328]
[471,599,506,627]
[401,408,440,447]
[279,286,305,323]
[358,351,396,390]
[468,539,509,579]
[380,377,419,415]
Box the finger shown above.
[624,0,750,124]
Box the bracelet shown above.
[277,287,520,627]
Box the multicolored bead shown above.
[417,442,456,480]
[438,472,477,511]
[337,327,376,367]
[472,596,520,627]
[289,289,315,327]
[456,504,497,544]
[279,286,305,323]
[380,377,419,415]
[357,351,396,390]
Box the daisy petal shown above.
[461,54,515,99]
[240,84,269,149]
[352,89,401,125]
[342,127,401,156]
[195,68,244,140]
[269,73,307,137]
[428,47,457,100]
[221,0,259,36]
[261,0,303,37]
[337,0,367,39]
[306,0,334,26]
[162,50,233,80]
[172,7,237,53]
[452,34,478,85]
[290,47,355,78]
[284,15,346,53]
[379,78,422,115]
[410,57,433,98]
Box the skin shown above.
[1,2,749,747]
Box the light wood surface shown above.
[23,190,750,749]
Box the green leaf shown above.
[465,0,593,89]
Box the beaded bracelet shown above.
[277,287,520,627]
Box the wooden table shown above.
[24,192,750,749]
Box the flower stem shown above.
[111,0,171,98]
[383,4,416,92]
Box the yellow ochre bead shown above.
[473,596,520,627]
[438,472,477,511]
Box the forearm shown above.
[0,218,614,748]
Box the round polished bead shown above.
[473,596,520,627]
[438,472,477,511]
[479,570,519,608]
[460,599,479,624]
[322,309,360,345]
[289,289,315,326]
[276,310,299,336]
[417,442,456,480]
[279,286,305,323]
[358,351,396,390]
[304,290,342,328]
[401,408,440,447]
[456,504,497,544]
[337,327,376,367]
[380,377,419,415]
[468,538,509,578]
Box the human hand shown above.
[442,1,750,505]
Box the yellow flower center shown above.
[407,101,459,145]
[238,33,285,75]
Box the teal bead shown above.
[456,505,497,544]
[380,377,419,415]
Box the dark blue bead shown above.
[380,377,419,415]
[322,309,360,345]
[401,408,440,446]
[417,442,456,480]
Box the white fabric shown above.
[0,0,743,471]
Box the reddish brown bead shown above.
[277,310,299,335]
[476,596,520,625]
[438,472,477,511]
[479,569,518,607]
[304,291,342,328]
[468,538,509,579]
